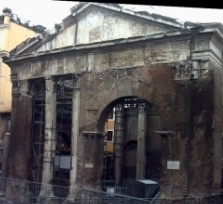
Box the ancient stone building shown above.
[3,2,223,200]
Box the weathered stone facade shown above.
[3,2,223,200]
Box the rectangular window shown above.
[107,131,113,141]
[107,109,113,120]
[107,108,115,120]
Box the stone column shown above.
[5,79,33,203]
[114,105,124,186]
[5,79,18,200]
[0,131,10,195]
[40,76,56,197]
[68,77,80,198]
[1,131,10,178]
[136,103,147,180]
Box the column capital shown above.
[115,104,123,110]
[45,75,56,81]
[74,76,81,90]
[138,103,148,110]
[18,80,31,97]
[45,76,56,93]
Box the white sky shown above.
[0,1,223,29]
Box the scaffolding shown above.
[102,142,115,191]
[31,79,45,183]
[30,75,74,197]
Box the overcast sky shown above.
[0,0,223,29]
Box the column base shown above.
[66,184,80,202]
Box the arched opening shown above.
[99,96,161,192]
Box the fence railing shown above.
[0,177,223,204]
[75,188,151,204]
[75,189,223,204]
[0,177,71,203]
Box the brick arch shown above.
[96,95,154,132]
[97,95,135,132]
[82,66,167,132]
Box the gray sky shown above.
[0,0,223,28]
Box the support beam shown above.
[136,103,147,180]
[40,76,56,197]
[68,77,80,198]
[114,105,124,186]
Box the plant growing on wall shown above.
[11,13,21,24]
[55,23,62,32]
[24,20,30,27]
[197,75,203,84]
[2,7,12,14]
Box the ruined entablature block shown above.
[172,60,208,80]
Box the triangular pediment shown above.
[75,5,182,44]
[10,2,184,56]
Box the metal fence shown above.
[147,194,223,204]
[74,189,223,204]
[0,177,71,203]
[0,177,223,204]
[75,188,151,204]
